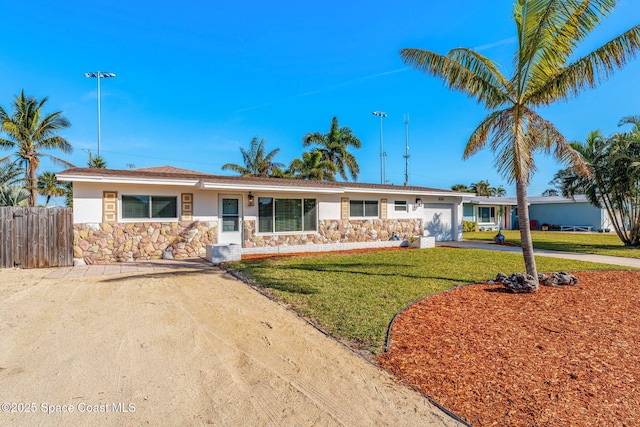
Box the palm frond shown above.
[618,115,640,132]
[526,25,640,105]
[401,48,510,109]
[464,109,514,159]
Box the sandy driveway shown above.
[0,264,463,426]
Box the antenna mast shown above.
[403,114,410,186]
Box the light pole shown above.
[85,71,116,157]
[372,111,387,184]
[403,114,410,186]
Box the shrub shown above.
[463,220,478,232]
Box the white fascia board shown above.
[528,195,588,204]
[197,181,343,194]
[56,174,201,187]
[344,188,462,198]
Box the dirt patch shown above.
[0,265,462,426]
[378,270,640,426]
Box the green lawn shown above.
[229,247,630,354]
[464,230,640,259]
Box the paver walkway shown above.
[438,240,640,268]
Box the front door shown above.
[218,196,242,245]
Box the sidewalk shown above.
[438,240,640,269]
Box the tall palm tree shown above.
[36,171,66,207]
[302,116,362,181]
[401,0,640,285]
[0,90,73,207]
[222,136,284,177]
[288,150,337,181]
[560,128,640,245]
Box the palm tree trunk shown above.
[28,161,37,207]
[516,178,538,287]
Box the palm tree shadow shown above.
[273,262,474,284]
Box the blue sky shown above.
[1,0,639,202]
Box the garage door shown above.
[423,204,454,241]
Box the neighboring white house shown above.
[57,166,466,263]
[463,196,517,231]
[462,194,612,232]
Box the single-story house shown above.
[462,194,612,232]
[527,195,613,231]
[57,166,467,264]
[463,196,517,231]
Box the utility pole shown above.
[403,114,410,186]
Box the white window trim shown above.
[349,199,380,219]
[394,200,408,212]
[477,206,496,224]
[120,194,179,222]
[256,197,318,235]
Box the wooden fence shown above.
[0,207,74,269]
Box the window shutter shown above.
[181,193,193,221]
[380,199,387,219]
[341,198,349,220]
[103,191,118,222]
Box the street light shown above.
[85,71,116,157]
[372,111,387,184]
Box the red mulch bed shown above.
[377,271,640,427]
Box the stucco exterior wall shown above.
[72,182,218,223]
[529,202,606,230]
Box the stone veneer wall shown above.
[74,221,218,264]
[243,219,422,248]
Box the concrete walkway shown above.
[438,240,640,269]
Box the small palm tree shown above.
[0,90,73,207]
[470,180,492,196]
[0,185,29,207]
[222,136,284,177]
[401,0,640,284]
[288,150,337,181]
[451,184,470,192]
[303,116,362,181]
[36,171,66,207]
[88,154,107,169]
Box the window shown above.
[258,197,317,233]
[221,198,239,232]
[394,200,408,212]
[479,206,495,223]
[122,195,177,219]
[350,200,379,218]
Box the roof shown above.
[57,167,465,197]
[131,165,209,175]
[463,196,517,205]
[463,195,591,205]
[528,195,589,204]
